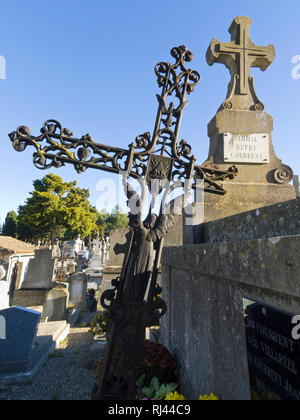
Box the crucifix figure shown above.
[206,16,275,111]
[9,45,237,400]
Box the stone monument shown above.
[203,16,295,222]
[42,287,69,322]
[68,271,88,311]
[293,175,300,198]
[85,238,102,278]
[13,247,56,307]
[100,229,129,300]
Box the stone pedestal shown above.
[202,110,296,223]
[68,272,88,311]
[13,289,50,308]
[21,248,55,289]
[0,307,41,373]
[201,16,296,225]
[42,288,69,322]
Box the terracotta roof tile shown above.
[0,236,35,254]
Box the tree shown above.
[17,174,99,244]
[96,206,128,237]
[2,211,18,238]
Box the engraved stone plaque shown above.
[223,133,270,164]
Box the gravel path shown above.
[0,327,95,401]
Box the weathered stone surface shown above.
[107,229,129,267]
[161,234,300,400]
[206,16,275,112]
[21,248,55,289]
[203,182,296,223]
[42,288,69,322]
[68,271,88,310]
[202,17,295,224]
[204,198,300,243]
[13,289,49,308]
[294,176,300,198]
[206,111,283,183]
[100,266,122,307]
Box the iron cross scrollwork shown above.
[9,45,237,400]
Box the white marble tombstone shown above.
[0,265,9,310]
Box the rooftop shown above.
[0,237,35,254]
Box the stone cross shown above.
[206,16,275,110]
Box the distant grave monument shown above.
[85,238,103,279]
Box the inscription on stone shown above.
[224,133,270,163]
[245,302,300,400]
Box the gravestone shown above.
[14,248,56,308]
[100,237,110,266]
[21,248,55,289]
[76,254,88,272]
[202,16,295,224]
[0,306,41,374]
[68,271,88,310]
[245,302,300,400]
[42,287,69,322]
[84,240,102,292]
[66,236,83,258]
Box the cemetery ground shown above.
[0,315,95,401]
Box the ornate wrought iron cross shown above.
[9,45,237,400]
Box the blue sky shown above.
[0,0,299,224]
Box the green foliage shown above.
[136,374,178,400]
[96,206,128,237]
[17,174,99,244]
[89,310,110,336]
[2,211,18,237]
